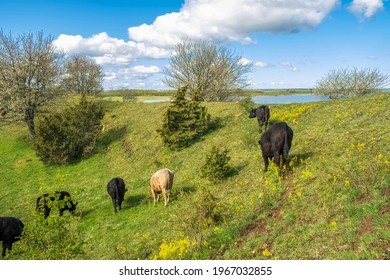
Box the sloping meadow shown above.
[0,93,388,259]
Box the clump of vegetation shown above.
[34,96,104,164]
[238,96,256,113]
[201,146,232,182]
[314,67,389,99]
[15,214,84,260]
[169,189,227,247]
[157,86,210,150]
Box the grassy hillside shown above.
[0,93,389,260]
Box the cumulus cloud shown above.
[129,0,339,48]
[102,65,161,89]
[53,32,170,65]
[347,0,384,19]
[54,0,339,63]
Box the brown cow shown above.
[150,168,174,207]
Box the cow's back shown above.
[150,168,174,193]
[107,177,125,198]
[0,217,24,241]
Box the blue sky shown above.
[1,0,389,90]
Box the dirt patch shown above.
[356,217,375,237]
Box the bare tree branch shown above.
[163,40,252,101]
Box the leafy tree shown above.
[34,95,104,165]
[157,86,210,150]
[314,67,389,99]
[0,30,64,139]
[62,55,104,96]
[163,40,253,101]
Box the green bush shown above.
[201,146,231,182]
[170,189,227,245]
[34,96,104,164]
[15,212,84,260]
[157,87,210,150]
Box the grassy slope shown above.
[0,94,389,260]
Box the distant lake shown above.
[252,94,329,104]
[142,94,330,104]
[142,99,170,103]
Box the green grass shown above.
[0,93,389,260]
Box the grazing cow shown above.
[36,191,78,219]
[258,122,293,172]
[107,177,127,213]
[0,217,24,257]
[249,105,270,131]
[150,168,174,207]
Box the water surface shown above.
[252,94,329,104]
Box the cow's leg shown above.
[273,151,281,168]
[112,198,117,213]
[163,191,168,207]
[44,207,50,219]
[2,243,6,257]
[152,190,158,205]
[164,190,171,207]
[118,200,122,211]
[263,154,269,172]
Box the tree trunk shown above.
[25,108,36,140]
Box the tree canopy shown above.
[163,40,252,101]
[0,30,64,139]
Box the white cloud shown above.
[129,0,339,48]
[102,65,161,89]
[54,32,170,65]
[239,58,253,66]
[255,61,271,68]
[131,65,160,74]
[54,1,339,63]
[348,0,384,19]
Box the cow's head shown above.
[249,108,257,118]
[69,201,78,214]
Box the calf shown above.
[258,122,293,172]
[249,105,270,132]
[36,191,78,219]
[107,177,127,213]
[150,168,174,207]
[0,217,24,257]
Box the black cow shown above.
[249,105,270,132]
[36,191,78,219]
[107,177,127,213]
[0,217,24,257]
[258,122,293,172]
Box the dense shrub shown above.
[15,211,84,259]
[201,146,231,182]
[170,189,227,245]
[34,96,104,164]
[157,87,210,150]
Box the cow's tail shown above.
[283,124,290,160]
[115,179,120,202]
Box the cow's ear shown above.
[75,202,78,206]
[125,188,128,192]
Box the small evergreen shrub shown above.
[157,87,210,150]
[34,96,104,164]
[201,146,231,182]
